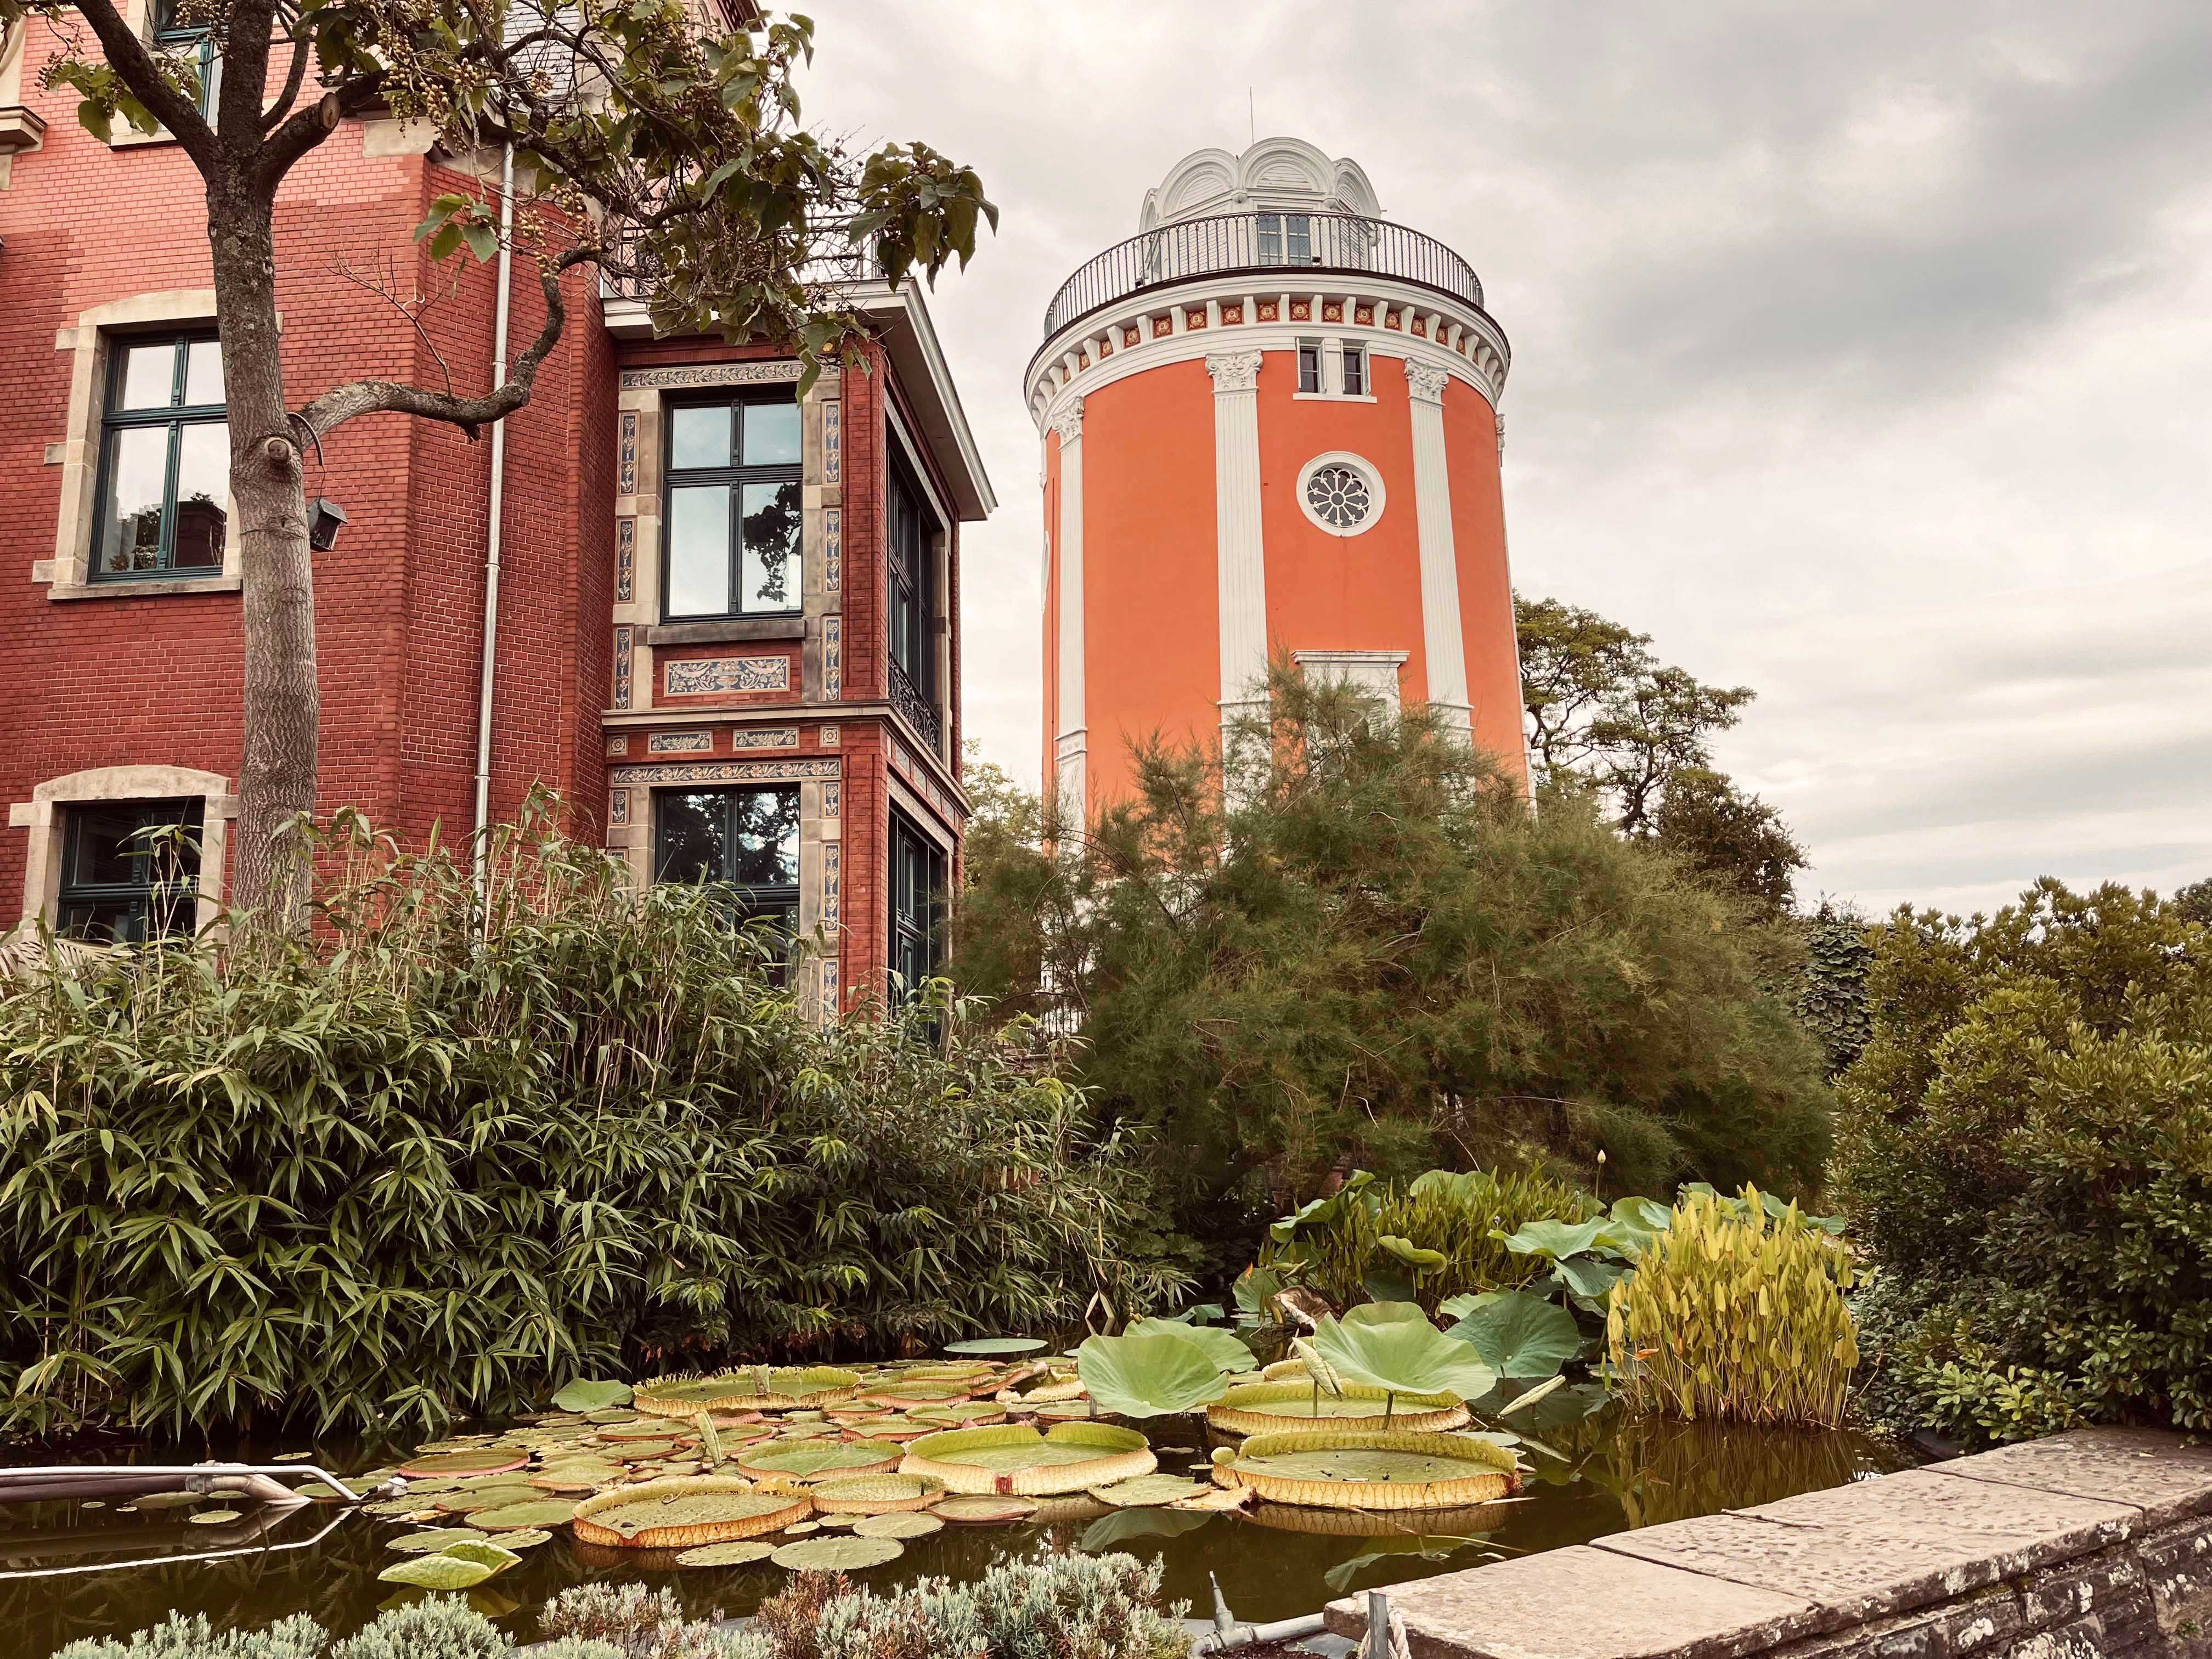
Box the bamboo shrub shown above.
[1606,1187,1858,1427]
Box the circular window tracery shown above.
[1296,453,1386,537]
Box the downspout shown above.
[472,141,517,909]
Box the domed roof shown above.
[1139,138,1382,232]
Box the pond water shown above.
[2,1396,1911,1657]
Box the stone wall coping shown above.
[1322,1427,2212,1659]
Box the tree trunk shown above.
[209,173,319,930]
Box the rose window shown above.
[1305,465,1373,531]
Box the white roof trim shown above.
[854,283,996,522]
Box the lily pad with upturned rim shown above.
[929,1494,1039,1523]
[471,1499,577,1531]
[1089,1475,1207,1508]
[676,1541,777,1567]
[943,1338,1046,1357]
[854,1511,943,1539]
[769,1535,904,1571]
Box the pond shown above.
[1,1395,1911,1657]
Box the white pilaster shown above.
[1051,399,1087,823]
[1405,362,1471,736]
[1207,350,1269,764]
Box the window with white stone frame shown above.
[7,765,236,938]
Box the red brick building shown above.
[0,10,991,1013]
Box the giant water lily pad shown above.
[929,1494,1037,1523]
[738,1440,901,1479]
[1237,1447,1498,1483]
[387,1528,488,1553]
[399,1449,529,1480]
[439,1484,540,1514]
[1075,1333,1231,1418]
[492,1528,554,1549]
[579,1488,805,1546]
[471,1499,577,1531]
[186,1509,244,1526]
[854,1511,943,1539]
[551,1379,633,1412]
[378,1555,497,1589]
[944,1338,1046,1357]
[676,1541,777,1567]
[1088,1475,1207,1508]
[769,1535,904,1571]
[809,1474,943,1510]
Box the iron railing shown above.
[889,656,940,754]
[600,217,881,303]
[1042,211,1483,340]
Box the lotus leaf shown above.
[590,1492,797,1537]
[943,1337,1046,1356]
[1233,1264,1285,1316]
[1447,1290,1581,1380]
[677,1541,776,1566]
[436,1539,522,1573]
[1088,1475,1207,1508]
[929,1494,1038,1522]
[1267,1170,1377,1244]
[551,1379,633,1412]
[770,1535,903,1571]
[1123,1317,1258,1375]
[186,1509,243,1525]
[741,1441,899,1477]
[1310,1303,1497,1403]
[387,1528,488,1553]
[1076,1333,1231,1418]
[1076,1507,1218,1551]
[471,1499,577,1531]
[399,1449,528,1479]
[1494,1216,1618,1262]
[853,1511,942,1539]
[379,1555,496,1589]
[1378,1234,1447,1271]
[1550,1255,1630,1311]
[1435,1293,1487,1323]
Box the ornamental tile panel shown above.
[664,655,790,696]
[823,616,842,701]
[822,780,841,819]
[619,362,801,390]
[618,412,637,495]
[609,788,630,826]
[605,734,629,757]
[612,626,633,709]
[730,727,799,750]
[647,731,714,754]
[825,506,842,593]
[616,518,635,603]
[611,759,842,785]
[822,398,841,486]
[821,843,841,931]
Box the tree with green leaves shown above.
[1,0,992,923]
[958,668,1832,1255]
[1515,594,1804,917]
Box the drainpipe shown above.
[472,141,517,910]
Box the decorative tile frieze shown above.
[1351,303,1371,325]
[609,788,630,826]
[822,398,841,486]
[1290,300,1312,321]
[1122,325,1142,347]
[616,518,635,603]
[1152,315,1172,337]
[823,616,842,701]
[824,507,842,593]
[1221,303,1244,324]
[664,655,789,696]
[820,725,840,747]
[821,843,841,931]
[620,362,801,390]
[1257,300,1280,321]
[648,731,714,754]
[618,413,638,495]
[611,759,841,785]
[605,734,629,757]
[821,958,840,1022]
[612,626,633,709]
[822,780,841,819]
[731,727,799,750]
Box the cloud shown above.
[798,0,2212,917]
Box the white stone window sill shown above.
[1293,392,1379,403]
[109,128,182,151]
[46,574,242,600]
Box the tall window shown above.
[95,334,227,579]
[888,810,946,996]
[1341,342,1367,396]
[887,455,939,748]
[662,394,802,621]
[654,786,802,938]
[58,800,202,943]
[1256,212,1313,266]
[154,0,221,120]
[1296,341,1322,394]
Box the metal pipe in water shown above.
[0,1464,371,1508]
[1187,1612,1330,1653]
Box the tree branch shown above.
[260,25,311,131]
[296,251,589,443]
[67,0,217,166]
[252,71,385,190]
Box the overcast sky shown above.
[798,1,2212,918]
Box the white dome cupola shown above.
[1139,137,1383,232]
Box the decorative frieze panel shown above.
[611,759,842,785]
[612,626,634,708]
[821,843,841,930]
[605,734,629,757]
[822,398,841,486]
[620,362,802,390]
[820,725,840,747]
[824,507,842,592]
[618,413,638,495]
[822,780,841,819]
[647,731,713,754]
[823,616,842,701]
[616,518,635,603]
[664,656,789,696]
[609,787,631,826]
[731,727,799,750]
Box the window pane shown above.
[1343,348,1364,396]
[727,787,799,887]
[654,792,728,884]
[183,340,224,406]
[1298,345,1321,394]
[666,485,731,616]
[117,342,177,410]
[1286,215,1313,262]
[69,804,155,885]
[742,400,801,466]
[99,425,171,574]
[740,479,800,612]
[1256,213,1282,264]
[669,404,731,471]
[171,421,228,569]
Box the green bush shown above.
[1836,879,2212,1445]
[0,808,1186,1441]
[960,668,1834,1254]
[52,1601,631,1659]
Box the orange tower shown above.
[1029,138,1528,818]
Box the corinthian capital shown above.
[1404,361,1452,404]
[1048,398,1085,443]
[1205,349,1265,394]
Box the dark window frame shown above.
[153,0,221,120]
[886,445,939,705]
[888,806,946,999]
[91,331,228,582]
[651,782,803,940]
[1296,340,1323,394]
[1256,211,1314,267]
[659,390,804,623]
[57,798,203,944]
[1342,341,1367,396]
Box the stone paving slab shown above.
[1321,1543,1820,1659]
[1937,1427,2212,1530]
[1592,1466,2139,1634]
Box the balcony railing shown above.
[889,656,941,754]
[600,218,881,303]
[1042,212,1485,340]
